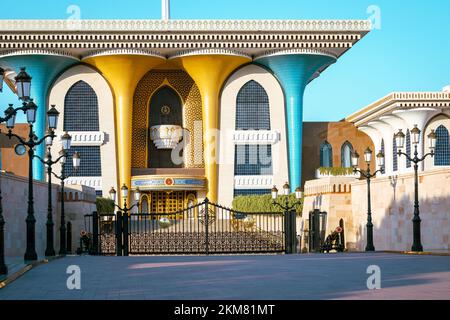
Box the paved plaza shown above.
[1,253,450,300]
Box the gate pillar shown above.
[285,210,297,254]
[123,212,129,256]
[116,211,123,256]
[92,211,99,256]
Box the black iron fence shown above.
[82,198,295,255]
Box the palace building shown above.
[0,14,372,210]
[301,88,450,252]
[1,2,449,253]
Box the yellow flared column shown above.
[84,54,165,199]
[174,55,250,202]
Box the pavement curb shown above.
[0,256,64,289]
[381,250,450,257]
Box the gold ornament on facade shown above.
[132,70,203,168]
[161,105,171,115]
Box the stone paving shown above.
[1,253,450,300]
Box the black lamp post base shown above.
[0,265,7,275]
[411,245,423,252]
[365,246,375,252]
[24,252,38,262]
[45,250,56,257]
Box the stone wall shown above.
[301,168,450,252]
[351,168,450,252]
[301,177,355,251]
[1,172,96,257]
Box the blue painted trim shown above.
[0,55,77,180]
[256,54,336,191]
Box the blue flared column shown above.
[0,55,77,180]
[256,54,336,190]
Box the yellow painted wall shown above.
[83,54,165,199]
[172,55,250,202]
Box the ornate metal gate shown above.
[85,199,287,255]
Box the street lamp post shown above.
[0,67,5,275]
[51,143,80,256]
[109,186,141,256]
[0,67,5,92]
[271,183,302,254]
[5,68,59,262]
[395,126,436,252]
[33,128,73,257]
[351,148,385,252]
[109,185,141,215]
[0,88,31,273]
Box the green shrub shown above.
[232,193,303,216]
[96,197,115,214]
[318,167,354,176]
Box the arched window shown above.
[235,80,270,130]
[393,135,398,172]
[64,81,99,131]
[435,125,450,166]
[341,141,353,168]
[140,195,149,213]
[233,81,272,197]
[148,86,183,168]
[406,130,411,168]
[320,141,333,167]
[381,139,385,174]
[63,146,102,177]
[63,81,102,180]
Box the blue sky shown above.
[1,0,449,121]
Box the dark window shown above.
[320,141,333,167]
[236,80,270,130]
[435,125,450,166]
[406,130,411,168]
[64,81,99,131]
[381,139,385,174]
[95,190,103,197]
[393,135,398,172]
[234,145,272,176]
[63,146,102,177]
[234,189,271,197]
[341,141,353,168]
[148,86,183,168]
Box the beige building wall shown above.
[351,168,450,252]
[301,177,356,251]
[1,172,96,257]
[301,169,450,252]
[48,64,118,197]
[424,113,450,170]
[218,64,289,207]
